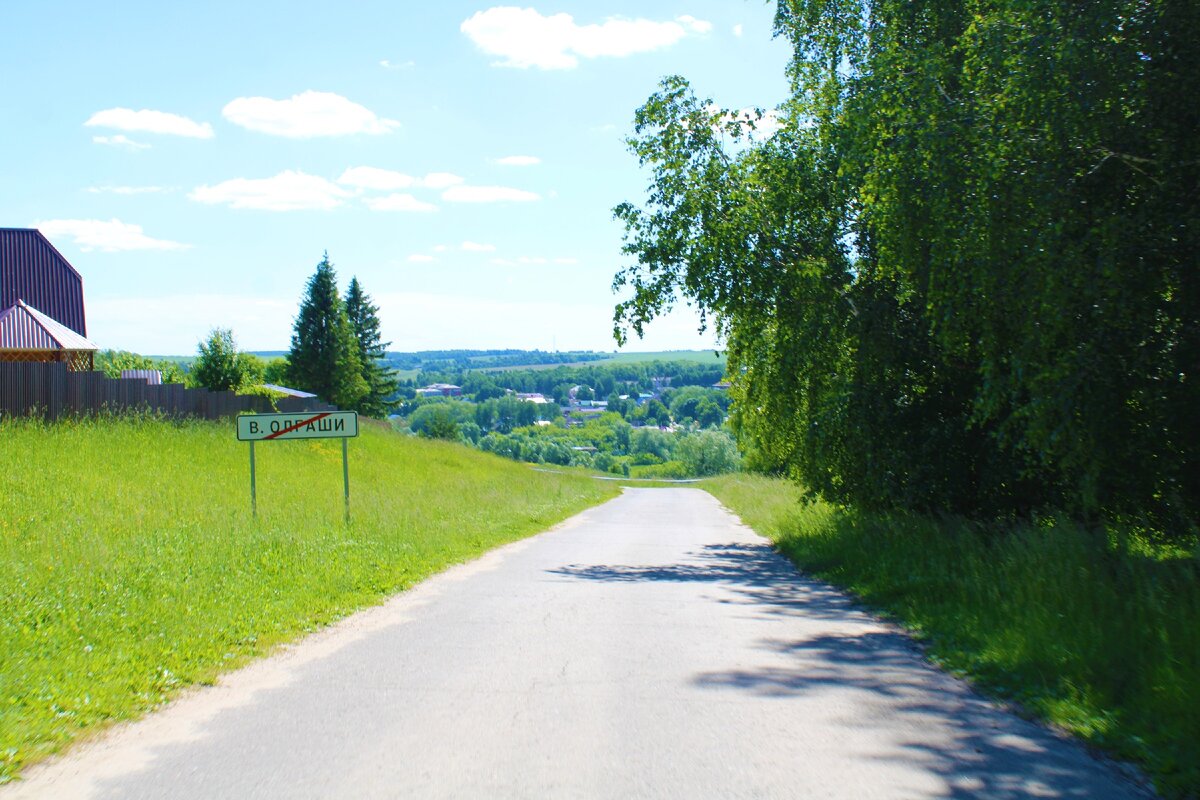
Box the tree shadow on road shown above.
[549,544,1150,799]
[696,629,1150,798]
[548,541,879,623]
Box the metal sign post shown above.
[237,411,359,522]
[342,438,350,524]
[250,440,257,518]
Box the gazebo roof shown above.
[0,299,98,352]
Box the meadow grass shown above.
[0,415,619,782]
[703,473,1199,798]
[595,349,726,366]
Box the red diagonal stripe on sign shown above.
[263,412,332,440]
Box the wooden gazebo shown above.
[0,299,98,371]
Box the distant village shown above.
[414,376,730,429]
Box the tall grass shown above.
[704,474,1200,799]
[0,415,618,782]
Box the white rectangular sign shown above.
[236,411,358,441]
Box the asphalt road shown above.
[6,488,1148,799]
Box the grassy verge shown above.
[703,473,1199,799]
[0,415,619,782]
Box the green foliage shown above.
[287,254,368,409]
[675,430,742,476]
[666,386,729,429]
[191,328,262,392]
[706,473,1200,798]
[94,350,188,385]
[615,4,1199,534]
[235,384,287,409]
[0,416,618,782]
[345,277,399,418]
[409,403,462,440]
[260,357,290,386]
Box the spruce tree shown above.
[345,276,399,418]
[287,253,368,408]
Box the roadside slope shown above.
[0,416,618,783]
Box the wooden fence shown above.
[0,362,335,421]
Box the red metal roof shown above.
[0,228,87,336]
[0,299,98,351]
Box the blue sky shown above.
[1,1,791,355]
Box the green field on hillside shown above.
[0,416,619,783]
[596,350,725,366]
[704,474,1199,798]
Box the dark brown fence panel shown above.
[44,361,67,420]
[1,362,333,421]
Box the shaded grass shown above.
[0,415,619,782]
[703,473,1199,799]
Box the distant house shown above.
[515,392,550,404]
[416,383,462,398]
[0,228,98,370]
[712,381,731,391]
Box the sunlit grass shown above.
[0,415,618,782]
[704,473,1199,799]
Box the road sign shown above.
[237,411,358,441]
[237,411,358,522]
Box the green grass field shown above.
[704,474,1199,798]
[0,416,619,783]
[595,349,725,366]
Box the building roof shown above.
[261,383,317,398]
[0,299,98,351]
[0,228,87,336]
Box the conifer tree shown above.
[286,253,367,408]
[345,276,399,417]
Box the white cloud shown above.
[189,170,350,211]
[379,59,415,70]
[422,172,464,189]
[460,7,711,70]
[461,241,496,252]
[733,23,744,37]
[676,15,713,34]
[85,108,214,138]
[433,245,449,253]
[337,167,462,191]
[407,254,436,263]
[735,107,784,140]
[491,255,576,266]
[92,134,150,151]
[338,166,416,191]
[711,105,785,140]
[222,91,400,138]
[36,218,189,252]
[85,185,166,195]
[496,155,541,166]
[442,185,541,203]
[364,193,438,212]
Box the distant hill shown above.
[380,349,724,373]
[150,349,726,374]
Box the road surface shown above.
[5,488,1148,799]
